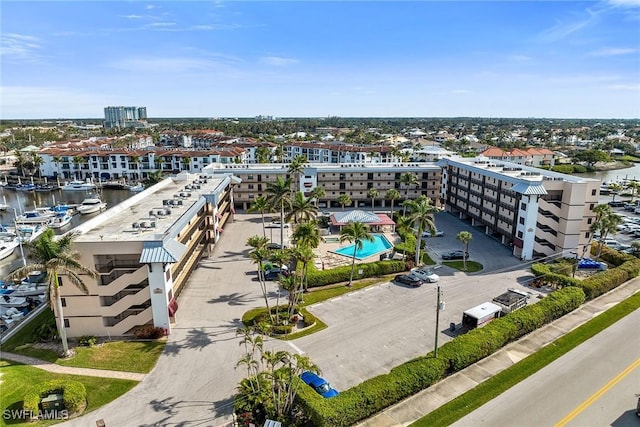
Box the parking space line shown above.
[287,342,305,355]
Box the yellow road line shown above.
[555,357,640,427]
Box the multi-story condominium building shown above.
[104,106,148,129]
[206,162,442,211]
[37,147,246,181]
[438,157,599,261]
[60,171,236,337]
[284,141,396,164]
[479,147,555,167]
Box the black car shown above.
[394,274,423,287]
[263,268,290,281]
[441,250,469,260]
[266,243,285,250]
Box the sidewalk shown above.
[357,278,640,427]
[0,352,147,381]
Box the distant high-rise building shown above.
[104,106,148,129]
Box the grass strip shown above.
[441,260,483,272]
[411,291,640,427]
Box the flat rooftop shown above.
[74,172,225,243]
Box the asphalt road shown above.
[451,307,640,427]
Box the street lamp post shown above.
[434,285,444,357]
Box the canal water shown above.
[0,187,135,276]
[577,163,640,183]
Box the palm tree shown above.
[72,156,84,180]
[247,241,274,322]
[591,204,623,258]
[400,173,419,213]
[336,194,352,210]
[52,155,62,179]
[32,154,44,178]
[266,176,293,249]
[367,188,379,213]
[385,188,401,220]
[180,156,191,171]
[291,222,322,250]
[287,155,307,192]
[406,197,439,266]
[255,146,271,164]
[309,186,326,208]
[456,231,473,271]
[286,192,317,224]
[608,183,623,203]
[4,230,98,357]
[249,196,272,237]
[627,181,640,202]
[339,221,374,287]
[129,154,140,181]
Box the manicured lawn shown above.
[3,308,165,373]
[410,291,640,427]
[442,260,483,272]
[0,360,138,427]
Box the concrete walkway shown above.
[1,352,147,381]
[356,278,640,427]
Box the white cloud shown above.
[148,22,177,27]
[538,7,600,42]
[0,33,43,61]
[606,0,640,7]
[589,47,639,56]
[121,15,143,20]
[608,83,640,91]
[451,89,471,94]
[145,5,156,10]
[260,56,299,67]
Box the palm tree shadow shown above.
[207,292,256,306]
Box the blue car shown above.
[300,371,339,398]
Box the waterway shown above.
[577,163,640,183]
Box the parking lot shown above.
[289,212,538,391]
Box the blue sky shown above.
[1,1,639,119]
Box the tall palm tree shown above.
[286,192,317,224]
[180,156,191,171]
[247,242,274,322]
[456,231,473,271]
[385,188,401,220]
[129,154,140,181]
[400,173,419,213]
[607,183,623,203]
[287,155,307,193]
[309,186,326,208]
[32,154,44,178]
[591,204,622,258]
[406,197,439,266]
[255,146,271,164]
[266,176,293,249]
[339,221,374,287]
[4,230,98,357]
[72,155,84,180]
[249,196,272,237]
[336,194,352,210]
[367,188,379,213]
[291,222,322,250]
[52,155,62,179]
[627,181,640,202]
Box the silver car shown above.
[409,267,440,283]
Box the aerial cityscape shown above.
[0,1,639,427]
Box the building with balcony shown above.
[59,171,238,338]
[104,106,148,129]
[438,157,599,261]
[205,162,442,211]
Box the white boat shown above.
[77,198,107,214]
[16,224,47,243]
[0,295,28,308]
[49,211,73,229]
[129,183,145,192]
[61,180,96,191]
[9,284,47,297]
[15,209,54,225]
[0,239,18,261]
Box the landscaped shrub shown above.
[271,324,293,335]
[78,335,97,347]
[306,260,405,288]
[132,325,166,339]
[23,380,87,418]
[300,309,317,327]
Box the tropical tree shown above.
[180,156,191,171]
[456,231,473,271]
[337,194,352,210]
[248,196,272,237]
[266,176,293,250]
[367,188,379,213]
[607,182,623,203]
[406,197,439,266]
[309,186,326,208]
[72,155,84,180]
[14,151,26,177]
[291,221,322,250]
[4,229,98,357]
[286,191,317,224]
[295,245,315,295]
[32,154,44,178]
[52,155,62,179]
[247,238,274,322]
[590,204,623,258]
[255,146,271,163]
[400,172,419,214]
[339,221,374,286]
[129,154,140,180]
[386,188,401,220]
[626,181,640,202]
[631,240,640,257]
[287,155,307,192]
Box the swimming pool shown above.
[332,234,393,260]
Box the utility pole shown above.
[434,285,444,357]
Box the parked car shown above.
[266,221,290,228]
[394,274,424,287]
[409,267,440,283]
[300,371,339,398]
[266,243,286,250]
[421,230,444,238]
[441,250,469,260]
[263,268,290,281]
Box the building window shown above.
[591,189,597,196]
[519,217,525,225]
[248,184,254,189]
[517,231,523,239]
[247,175,253,180]
[61,298,66,307]
[590,203,595,210]
[587,218,593,224]
[521,202,527,210]
[64,319,70,328]
[585,232,590,238]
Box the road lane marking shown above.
[287,342,305,355]
[554,357,640,427]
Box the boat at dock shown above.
[61,180,96,191]
[49,211,73,229]
[77,197,107,214]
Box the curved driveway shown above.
[62,212,532,426]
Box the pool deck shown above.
[314,232,401,270]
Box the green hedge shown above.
[306,260,405,288]
[23,380,87,417]
[298,286,585,426]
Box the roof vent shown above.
[132,222,140,229]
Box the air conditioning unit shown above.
[132,222,140,229]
